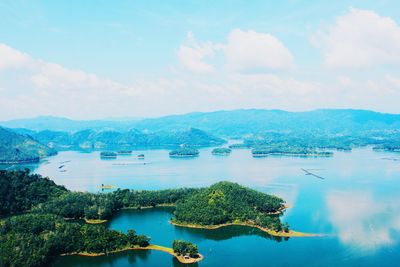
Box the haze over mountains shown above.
[1,108,400,163]
[0,127,56,163]
[2,109,400,136]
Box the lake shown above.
[7,147,400,266]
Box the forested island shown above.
[212,147,232,155]
[373,143,400,152]
[0,170,202,267]
[171,181,297,236]
[251,146,333,157]
[100,151,117,159]
[169,147,200,157]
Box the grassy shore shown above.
[170,220,321,237]
[62,244,203,264]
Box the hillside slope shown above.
[0,127,56,163]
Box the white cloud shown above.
[313,8,400,68]
[0,44,32,70]
[178,32,218,73]
[224,29,294,72]
[178,29,294,74]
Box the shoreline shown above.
[170,221,321,237]
[61,244,203,264]
[265,204,289,215]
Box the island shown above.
[117,150,132,155]
[228,143,251,149]
[170,181,315,237]
[100,151,117,159]
[251,147,333,157]
[169,147,199,158]
[211,147,232,156]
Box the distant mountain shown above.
[2,109,400,138]
[0,116,140,132]
[28,128,225,149]
[133,109,400,137]
[0,127,56,163]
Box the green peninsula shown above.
[172,181,291,234]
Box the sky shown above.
[1,0,400,120]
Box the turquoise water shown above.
[7,148,400,266]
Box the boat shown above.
[99,184,114,189]
[137,154,145,159]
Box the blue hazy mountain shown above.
[26,128,225,149]
[0,127,56,163]
[134,109,400,136]
[0,116,140,132]
[2,109,400,137]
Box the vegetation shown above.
[373,142,400,152]
[23,127,225,149]
[173,181,286,232]
[251,146,333,157]
[100,151,117,158]
[228,143,251,149]
[0,170,67,216]
[0,170,203,267]
[117,150,132,154]
[172,240,199,258]
[0,127,56,163]
[212,147,232,155]
[169,147,200,157]
[0,213,150,267]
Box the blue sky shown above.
[1,0,400,119]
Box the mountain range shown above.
[2,109,400,137]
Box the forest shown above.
[173,181,287,231]
[0,213,150,267]
[0,170,202,267]
[169,147,200,157]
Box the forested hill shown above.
[0,127,56,163]
[24,127,225,149]
[2,109,399,137]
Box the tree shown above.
[172,240,199,258]
[134,235,150,247]
[126,230,137,245]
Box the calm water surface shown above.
[5,148,400,266]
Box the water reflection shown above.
[326,191,400,251]
[174,224,289,243]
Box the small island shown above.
[100,151,117,159]
[228,143,251,149]
[211,147,232,156]
[117,150,132,155]
[169,147,199,158]
[251,147,333,157]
